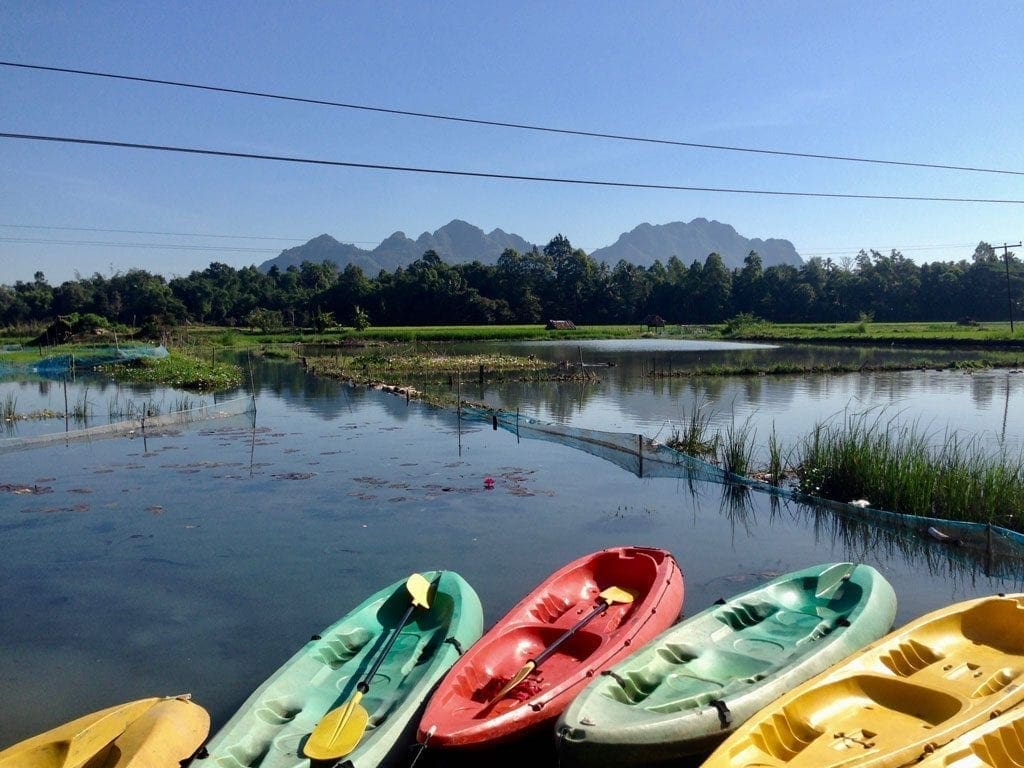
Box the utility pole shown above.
[999,242,1022,332]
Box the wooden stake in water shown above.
[63,376,69,432]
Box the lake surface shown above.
[2,341,1024,764]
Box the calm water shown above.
[2,343,1023,764]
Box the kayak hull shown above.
[196,570,483,768]
[556,562,897,765]
[417,546,684,748]
[702,592,1024,768]
[0,695,209,768]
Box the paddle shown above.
[486,586,635,706]
[304,573,432,761]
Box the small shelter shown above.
[546,319,577,330]
[643,314,667,332]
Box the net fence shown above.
[464,406,1024,565]
[0,394,255,454]
[0,344,169,376]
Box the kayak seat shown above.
[314,627,373,669]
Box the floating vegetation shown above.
[102,351,242,390]
[304,347,556,399]
[1,483,53,495]
[272,472,317,480]
[649,355,1024,377]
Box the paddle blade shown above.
[304,695,369,760]
[406,573,432,608]
[599,586,636,605]
[487,660,537,705]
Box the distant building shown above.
[545,319,577,330]
[643,314,666,332]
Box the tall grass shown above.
[720,416,756,477]
[1,392,16,421]
[667,400,718,458]
[796,410,1024,529]
[70,387,91,421]
[767,424,785,486]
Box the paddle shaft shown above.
[533,598,610,667]
[357,599,418,694]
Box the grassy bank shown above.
[650,355,1024,377]
[168,319,1024,347]
[720,318,1024,346]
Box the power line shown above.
[0,236,280,253]
[0,223,377,244]
[2,60,1021,178]
[0,233,1005,268]
[3,131,1023,205]
[802,243,979,256]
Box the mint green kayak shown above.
[556,562,896,765]
[195,570,483,768]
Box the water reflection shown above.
[2,357,1024,764]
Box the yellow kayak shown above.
[913,703,1024,767]
[702,593,1024,768]
[0,695,209,768]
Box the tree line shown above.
[1,236,1019,331]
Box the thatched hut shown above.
[546,319,577,330]
[643,314,666,332]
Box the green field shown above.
[141,319,1024,348]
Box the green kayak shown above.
[195,570,483,768]
[556,562,896,765]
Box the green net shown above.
[0,394,255,453]
[463,406,1024,565]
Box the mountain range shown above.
[258,218,803,274]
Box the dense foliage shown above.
[2,239,1019,329]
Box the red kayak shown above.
[416,546,684,748]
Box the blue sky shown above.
[2,1,1022,284]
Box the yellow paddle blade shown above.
[599,586,636,605]
[304,693,369,760]
[406,573,431,608]
[487,660,537,705]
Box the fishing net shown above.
[462,406,1024,563]
[0,344,169,376]
[0,394,255,454]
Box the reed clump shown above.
[666,401,718,458]
[720,417,756,477]
[796,411,1024,529]
[2,392,16,421]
